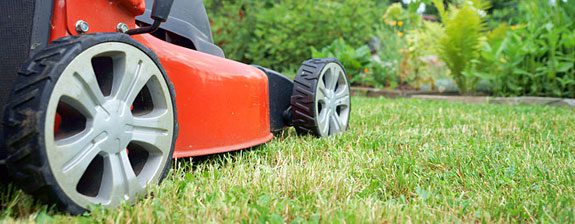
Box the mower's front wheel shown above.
[291,58,351,137]
[3,34,178,214]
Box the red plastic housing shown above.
[50,0,274,158]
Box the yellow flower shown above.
[398,32,404,37]
[398,21,404,27]
[511,26,517,30]
[392,21,397,26]
[399,49,404,53]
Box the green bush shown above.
[487,0,520,28]
[402,21,447,90]
[478,0,575,97]
[372,26,405,89]
[205,0,575,97]
[430,0,490,94]
[311,38,372,86]
[204,0,387,72]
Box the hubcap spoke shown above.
[336,112,346,129]
[334,89,350,106]
[130,111,172,132]
[317,79,329,100]
[63,66,107,117]
[100,151,145,206]
[61,146,104,187]
[325,67,338,90]
[73,56,107,104]
[128,111,173,156]
[318,108,330,134]
[54,130,107,185]
[329,112,343,134]
[114,50,154,104]
[333,66,345,89]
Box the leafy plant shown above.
[478,0,575,97]
[205,0,387,72]
[431,0,490,94]
[401,21,447,90]
[372,26,406,89]
[486,0,520,28]
[311,38,373,86]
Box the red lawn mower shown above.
[0,0,351,214]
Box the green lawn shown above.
[1,97,574,223]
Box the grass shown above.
[1,97,575,223]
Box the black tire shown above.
[2,33,178,214]
[291,58,351,137]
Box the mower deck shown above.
[134,35,274,158]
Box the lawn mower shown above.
[0,0,351,214]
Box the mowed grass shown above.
[1,97,575,223]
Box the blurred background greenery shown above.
[203,0,575,97]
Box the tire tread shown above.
[291,58,342,136]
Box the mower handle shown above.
[150,0,175,22]
[126,0,175,35]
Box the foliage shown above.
[401,21,447,90]
[431,0,490,94]
[478,0,575,97]
[486,0,520,28]
[371,26,406,89]
[205,0,575,97]
[374,1,438,90]
[204,0,387,72]
[311,38,372,86]
[383,3,420,30]
[310,28,408,89]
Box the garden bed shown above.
[351,87,458,99]
[352,87,575,108]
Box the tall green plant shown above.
[205,0,386,72]
[403,21,447,90]
[431,0,490,94]
[479,0,575,97]
[311,38,372,86]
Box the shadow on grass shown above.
[172,129,294,171]
[174,144,266,170]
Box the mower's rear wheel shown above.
[291,58,351,137]
[2,34,178,214]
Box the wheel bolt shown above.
[117,23,129,33]
[75,20,89,34]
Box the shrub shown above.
[372,26,405,89]
[311,38,373,86]
[311,29,410,89]
[205,0,387,72]
[430,0,490,94]
[487,0,521,29]
[478,0,575,97]
[402,21,447,90]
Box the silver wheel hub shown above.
[43,42,175,209]
[315,62,351,136]
[96,100,132,154]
